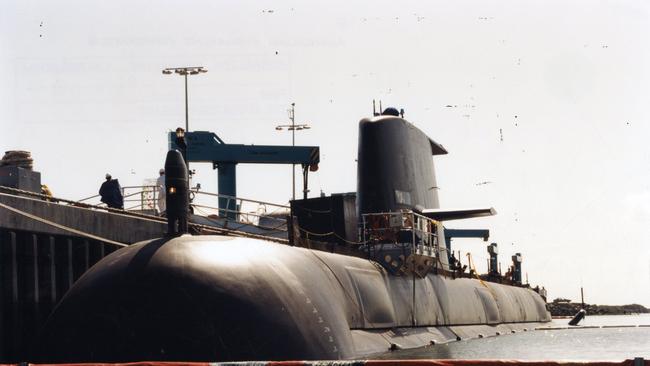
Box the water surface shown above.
[373,314,650,360]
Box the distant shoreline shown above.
[547,299,650,316]
[552,313,650,319]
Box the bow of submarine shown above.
[35,235,353,362]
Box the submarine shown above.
[35,109,551,362]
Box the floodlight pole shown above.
[184,73,189,132]
[275,103,310,201]
[290,103,295,200]
[162,66,208,134]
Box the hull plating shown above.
[37,235,550,362]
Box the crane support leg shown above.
[216,163,237,220]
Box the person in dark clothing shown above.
[99,173,124,209]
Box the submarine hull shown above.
[36,235,550,362]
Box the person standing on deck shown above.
[99,173,124,209]
[156,168,166,214]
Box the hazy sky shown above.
[2,0,649,306]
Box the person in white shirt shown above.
[156,168,166,214]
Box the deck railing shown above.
[77,185,160,212]
[75,185,289,229]
[361,210,440,275]
[362,210,439,257]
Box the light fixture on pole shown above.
[162,66,208,133]
[275,102,311,201]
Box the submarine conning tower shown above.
[357,110,448,217]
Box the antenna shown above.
[379,100,383,113]
[373,99,377,116]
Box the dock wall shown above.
[0,193,166,243]
[0,228,123,362]
[0,193,167,362]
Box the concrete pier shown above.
[0,192,167,244]
[0,193,167,362]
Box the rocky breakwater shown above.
[548,298,650,316]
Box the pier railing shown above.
[76,185,159,213]
[0,184,290,245]
[75,185,289,229]
[190,190,289,229]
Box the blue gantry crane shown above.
[169,130,319,218]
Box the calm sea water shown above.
[373,314,650,360]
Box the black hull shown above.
[36,235,550,362]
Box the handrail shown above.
[0,185,161,220]
[122,185,158,190]
[0,185,288,244]
[77,193,100,203]
[190,189,289,224]
[72,184,289,228]
[193,190,289,209]
[191,203,288,218]
[77,185,287,213]
[362,210,440,258]
[192,206,288,232]
[77,185,159,204]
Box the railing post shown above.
[411,212,416,255]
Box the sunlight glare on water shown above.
[373,315,650,360]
